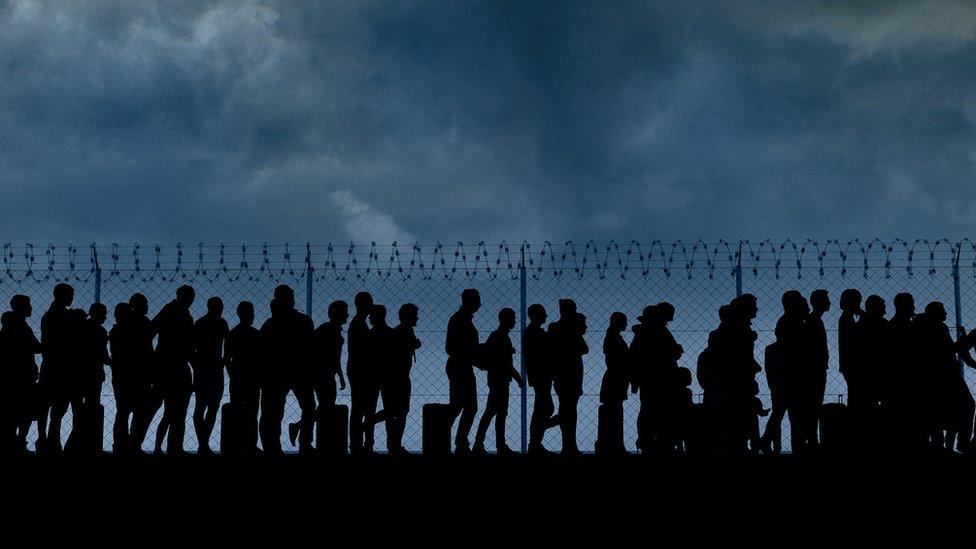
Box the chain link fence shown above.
[4,240,976,453]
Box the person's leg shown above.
[363,382,378,453]
[192,377,208,450]
[259,386,286,454]
[455,372,477,450]
[245,384,260,452]
[201,375,224,450]
[495,389,510,451]
[165,367,192,455]
[474,395,495,449]
[348,378,364,453]
[294,383,316,452]
[560,394,579,453]
[529,387,553,449]
[47,393,69,452]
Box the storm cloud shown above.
[1,0,974,243]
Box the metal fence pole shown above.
[93,244,102,304]
[735,243,743,298]
[953,243,963,332]
[305,242,314,318]
[519,246,528,454]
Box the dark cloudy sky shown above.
[1,0,974,244]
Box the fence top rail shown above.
[2,239,975,283]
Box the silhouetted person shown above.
[37,283,78,453]
[806,290,830,443]
[366,305,396,451]
[261,285,315,454]
[109,302,136,453]
[374,304,421,454]
[473,308,524,454]
[596,312,629,454]
[855,295,888,412]
[446,289,482,454]
[153,285,196,455]
[347,292,377,454]
[1,295,40,454]
[717,294,761,454]
[837,289,863,405]
[772,290,810,453]
[888,292,919,449]
[630,303,684,454]
[952,323,976,453]
[549,300,586,455]
[915,302,971,452]
[524,304,555,454]
[126,293,159,452]
[226,301,261,453]
[313,300,348,410]
[191,297,229,454]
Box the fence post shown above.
[305,242,314,318]
[953,243,963,333]
[735,243,743,298]
[519,245,528,454]
[93,244,102,304]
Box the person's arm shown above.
[510,365,524,388]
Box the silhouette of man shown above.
[548,300,587,455]
[153,285,196,455]
[888,292,919,449]
[838,289,863,404]
[803,289,830,450]
[855,295,888,412]
[523,304,555,454]
[313,300,348,410]
[1,295,41,454]
[347,292,376,454]
[446,289,482,454]
[260,285,316,454]
[375,304,420,455]
[191,297,229,454]
[126,293,159,452]
[226,301,261,453]
[37,283,79,453]
[952,322,976,453]
[366,305,396,451]
[473,308,524,455]
[718,294,761,454]
[772,290,810,453]
[109,302,135,453]
[597,312,629,454]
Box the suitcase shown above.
[685,403,714,455]
[422,403,454,455]
[819,402,851,453]
[316,404,349,456]
[65,403,104,455]
[220,402,240,455]
[594,403,624,454]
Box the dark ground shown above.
[4,453,973,541]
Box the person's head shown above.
[656,302,675,323]
[89,303,108,325]
[206,297,224,316]
[460,289,481,313]
[718,304,731,324]
[924,301,947,323]
[839,288,862,313]
[269,297,283,316]
[576,312,587,334]
[0,311,14,330]
[237,301,255,326]
[53,283,74,307]
[893,292,916,317]
[129,293,149,316]
[354,292,374,316]
[638,305,657,325]
[558,298,577,319]
[781,290,807,316]
[328,300,350,325]
[113,302,130,324]
[732,294,758,320]
[398,303,419,328]
[810,289,830,314]
[864,295,886,318]
[176,285,195,308]
[609,312,627,332]
[273,284,295,310]
[10,294,31,318]
[527,303,547,325]
[370,304,387,326]
[71,308,86,322]
[498,307,516,331]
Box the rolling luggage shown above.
[594,403,624,454]
[65,403,104,455]
[819,402,851,452]
[317,404,349,456]
[422,403,454,455]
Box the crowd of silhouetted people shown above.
[2,282,975,457]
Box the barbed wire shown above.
[3,239,976,284]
